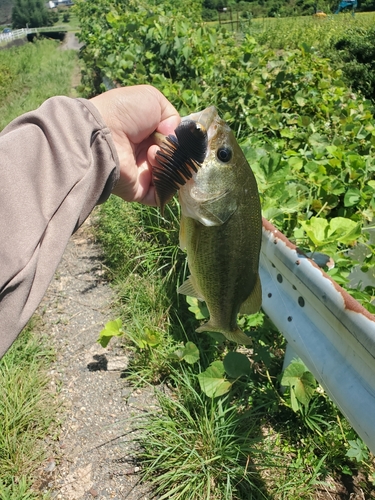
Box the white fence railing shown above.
[0,26,67,44]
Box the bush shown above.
[333,26,375,101]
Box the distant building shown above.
[46,0,73,8]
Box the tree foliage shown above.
[12,0,50,28]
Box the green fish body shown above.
[177,107,262,344]
[153,107,262,344]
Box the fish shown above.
[152,106,262,344]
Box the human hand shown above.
[90,85,180,206]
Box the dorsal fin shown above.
[152,120,208,214]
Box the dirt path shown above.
[61,32,84,52]
[36,217,156,500]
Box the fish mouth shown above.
[182,106,218,131]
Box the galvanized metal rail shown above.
[260,218,375,454]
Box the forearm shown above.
[0,96,119,357]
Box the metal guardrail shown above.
[260,218,375,454]
[0,26,67,43]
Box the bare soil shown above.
[34,216,156,500]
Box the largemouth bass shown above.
[152,107,262,344]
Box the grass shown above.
[138,367,267,500]
[95,196,375,499]
[0,36,80,498]
[95,196,192,383]
[0,319,55,499]
[53,9,81,32]
[0,38,78,130]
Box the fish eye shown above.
[216,146,232,163]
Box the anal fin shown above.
[196,322,252,345]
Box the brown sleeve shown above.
[0,96,120,357]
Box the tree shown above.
[12,0,50,28]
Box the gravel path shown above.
[36,216,156,500]
[61,32,83,51]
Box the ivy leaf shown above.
[197,361,232,397]
[97,318,123,348]
[223,352,251,378]
[281,360,316,408]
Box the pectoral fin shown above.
[239,274,262,315]
[178,275,204,301]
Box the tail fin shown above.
[196,321,252,345]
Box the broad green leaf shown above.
[346,439,369,462]
[197,361,232,397]
[300,217,329,247]
[97,318,123,348]
[301,217,361,248]
[327,217,361,245]
[281,360,316,407]
[169,348,185,361]
[186,296,209,320]
[308,133,329,148]
[182,45,191,60]
[344,188,361,207]
[181,341,200,364]
[295,93,306,106]
[140,328,161,347]
[223,352,251,379]
[288,156,303,170]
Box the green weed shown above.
[0,319,55,497]
[137,367,268,500]
[0,38,77,130]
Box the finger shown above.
[144,86,181,135]
[134,163,157,206]
[147,144,161,167]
